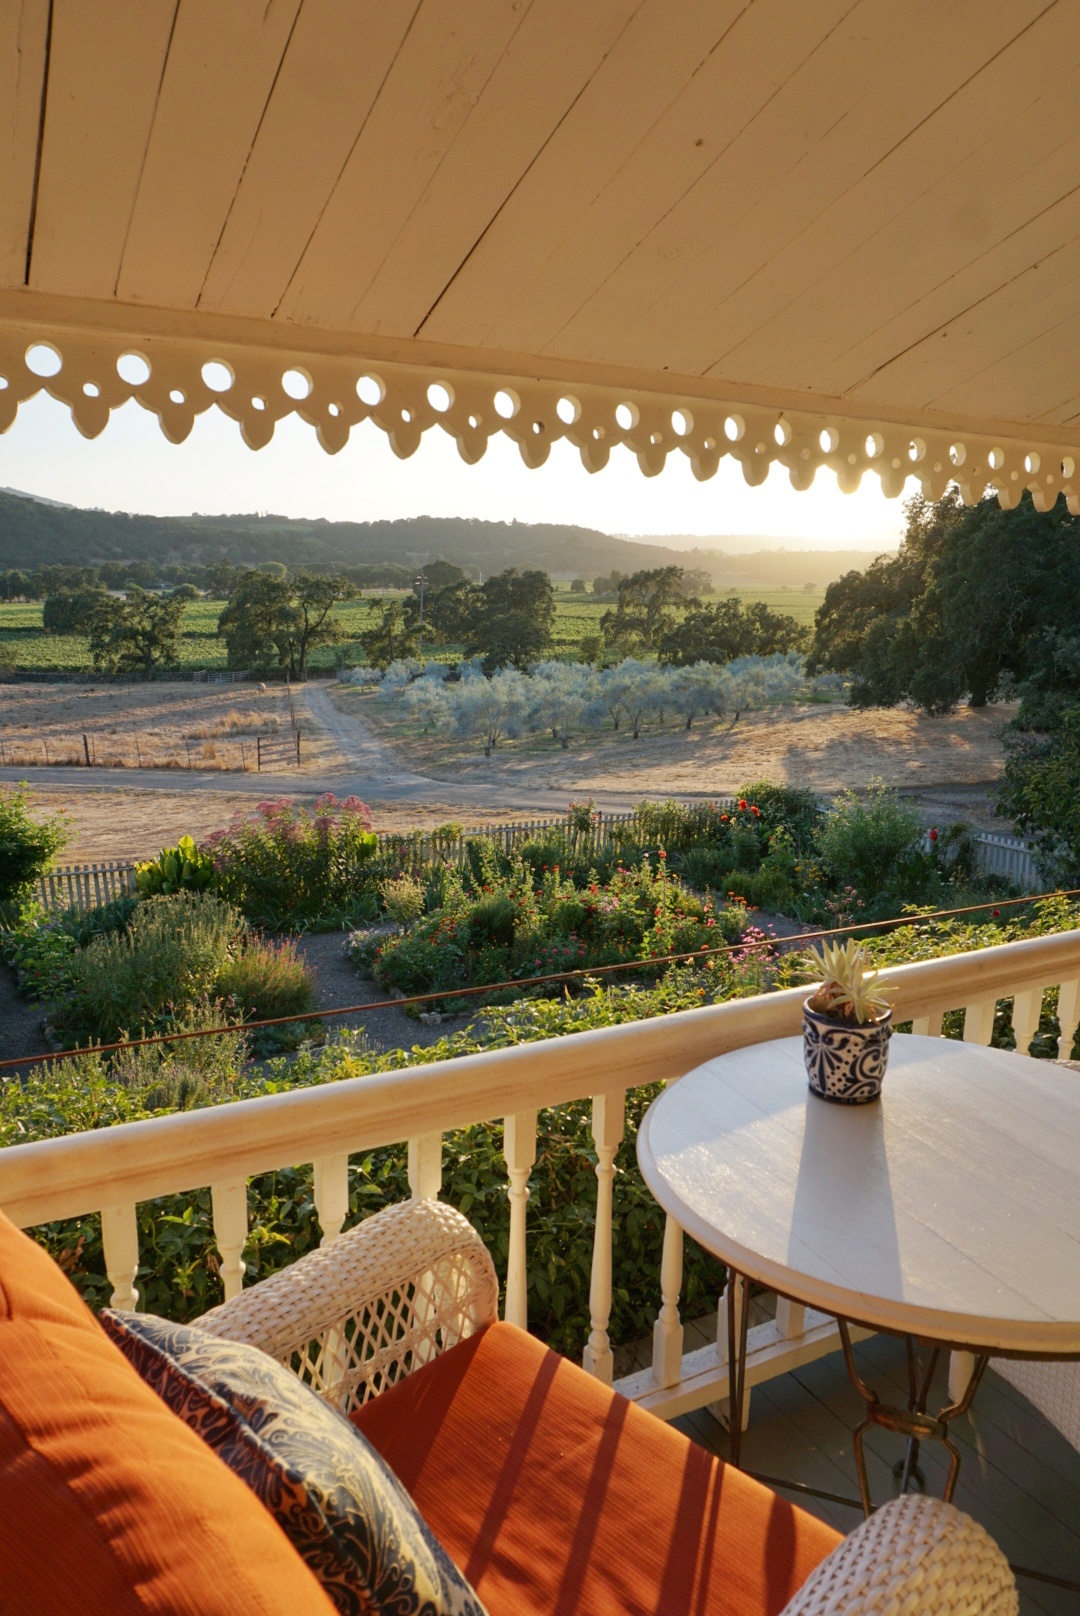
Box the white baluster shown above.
[406,1133,443,1363]
[313,1154,352,1399]
[1056,979,1080,1061]
[651,1213,684,1389]
[948,1349,976,1404]
[1010,988,1044,1055]
[911,1010,944,1036]
[963,999,997,1045]
[775,1296,806,1339]
[584,1090,626,1383]
[102,1203,140,1310]
[313,1154,350,1244]
[408,1132,443,1200]
[503,1112,537,1330]
[211,1179,248,1301]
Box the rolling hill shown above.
[0,487,888,587]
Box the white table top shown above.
[637,1035,1080,1356]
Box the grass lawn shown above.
[0,585,825,672]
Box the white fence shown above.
[0,929,1077,1424]
[36,820,1042,916]
[973,831,1038,889]
[37,860,138,913]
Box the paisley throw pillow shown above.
[100,1310,488,1616]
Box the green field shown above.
[0,586,824,673]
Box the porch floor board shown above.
[672,1335,1080,1616]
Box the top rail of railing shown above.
[1,927,1077,1230]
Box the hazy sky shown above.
[0,391,910,551]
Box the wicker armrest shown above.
[781,1495,1017,1615]
[197,1198,499,1414]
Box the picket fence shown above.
[35,816,1039,916]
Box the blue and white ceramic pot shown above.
[802,1002,892,1104]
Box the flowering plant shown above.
[206,794,376,928]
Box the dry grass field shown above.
[344,688,1015,829]
[25,787,547,863]
[0,683,292,771]
[5,682,1017,862]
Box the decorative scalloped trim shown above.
[1,321,1077,514]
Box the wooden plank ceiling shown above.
[3,0,1080,434]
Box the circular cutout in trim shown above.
[26,342,63,379]
[356,374,385,407]
[201,360,234,394]
[282,368,312,401]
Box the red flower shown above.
[992,908,1001,918]
[750,805,761,818]
[720,813,730,824]
[658,849,667,860]
[737,799,748,811]
[928,827,939,842]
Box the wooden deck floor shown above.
[671,1335,1080,1616]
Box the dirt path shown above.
[295,685,431,784]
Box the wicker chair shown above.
[199,1199,1018,1616]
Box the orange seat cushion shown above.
[0,1211,338,1616]
[353,1322,841,1616]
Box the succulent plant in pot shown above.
[803,939,894,1105]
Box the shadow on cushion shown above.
[352,1321,842,1616]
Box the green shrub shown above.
[670,846,735,890]
[206,793,377,929]
[815,783,933,908]
[721,865,796,913]
[359,854,745,1006]
[733,780,823,851]
[55,891,247,1044]
[135,835,215,897]
[377,872,425,923]
[214,937,315,1022]
[0,784,67,907]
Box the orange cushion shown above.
[352,1322,841,1616]
[0,1211,338,1616]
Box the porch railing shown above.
[1,928,1077,1423]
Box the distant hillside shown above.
[0,488,888,587]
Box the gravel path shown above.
[294,932,463,1055]
[0,964,51,1075]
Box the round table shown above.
[637,1034,1080,1506]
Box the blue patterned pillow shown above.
[100,1310,487,1616]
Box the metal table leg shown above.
[836,1319,989,1515]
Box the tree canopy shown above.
[659,597,807,666]
[421,567,555,671]
[218,570,355,676]
[807,490,1080,711]
[88,590,184,677]
[600,566,692,652]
